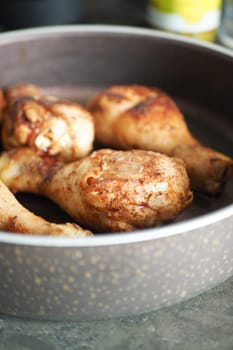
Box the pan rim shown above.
[0,205,232,246]
[0,23,230,59]
[0,24,232,247]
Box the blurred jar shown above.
[218,0,233,48]
[0,0,83,30]
[147,0,222,42]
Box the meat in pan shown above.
[0,147,193,233]
[0,179,92,237]
[87,85,233,195]
[0,84,42,122]
[1,84,95,162]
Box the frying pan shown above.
[0,26,232,321]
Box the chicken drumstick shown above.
[87,85,233,194]
[0,84,43,122]
[1,84,95,162]
[0,147,193,232]
[0,180,92,237]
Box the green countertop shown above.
[0,276,233,350]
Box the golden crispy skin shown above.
[1,84,95,162]
[5,84,43,102]
[87,85,233,194]
[0,180,92,237]
[0,89,7,122]
[1,84,41,122]
[0,84,43,123]
[0,147,193,233]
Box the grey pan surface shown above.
[0,25,232,321]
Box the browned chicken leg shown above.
[0,147,193,232]
[0,89,6,122]
[1,84,95,162]
[0,179,92,237]
[87,85,233,194]
[4,83,43,102]
[0,84,43,122]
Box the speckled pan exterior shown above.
[0,26,232,321]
